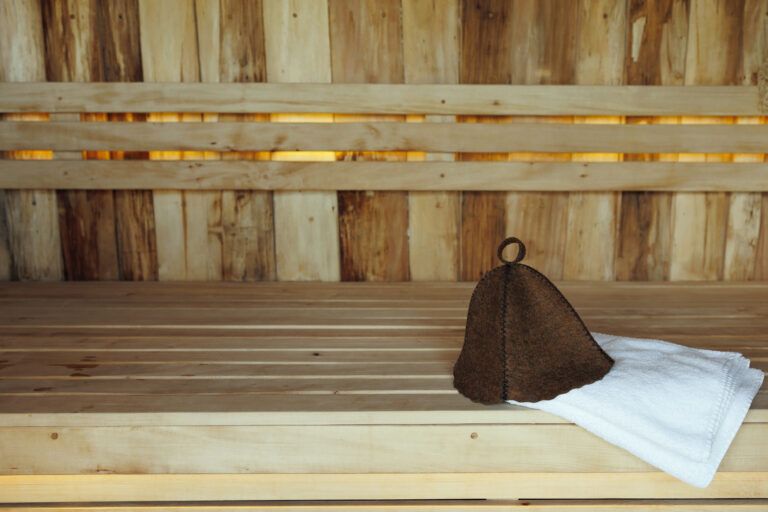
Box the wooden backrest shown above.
[1,82,766,192]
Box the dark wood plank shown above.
[757,193,768,279]
[96,0,157,281]
[41,0,120,281]
[219,0,275,282]
[330,0,409,281]
[458,0,513,281]
[617,0,688,281]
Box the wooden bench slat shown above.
[3,121,768,153]
[1,473,766,502]
[2,160,767,191]
[1,499,765,512]
[1,392,764,426]
[1,424,765,475]
[0,83,761,115]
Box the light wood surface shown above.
[1,160,766,191]
[1,281,765,500]
[0,82,762,114]
[0,283,764,424]
[1,499,767,512]
[1,472,766,502]
[402,0,460,282]
[0,0,62,282]
[265,0,340,283]
[6,121,768,153]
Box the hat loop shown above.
[497,237,526,264]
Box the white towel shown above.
[506,333,764,488]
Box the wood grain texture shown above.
[0,280,767,503]
[504,0,579,280]
[138,0,215,280]
[670,0,743,280]
[460,191,506,281]
[565,0,626,280]
[458,0,513,281]
[338,191,408,281]
[617,0,688,280]
[755,193,768,279]
[2,82,762,115]
[10,121,768,153]
[1,473,767,502]
[2,424,766,474]
[221,190,276,281]
[724,0,767,280]
[330,0,409,281]
[5,160,768,191]
[96,0,156,281]
[0,190,11,280]
[0,500,764,512]
[265,0,339,282]
[403,0,459,281]
[42,0,119,281]
[218,0,275,281]
[0,0,62,281]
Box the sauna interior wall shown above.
[1,0,766,282]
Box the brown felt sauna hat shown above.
[453,237,614,404]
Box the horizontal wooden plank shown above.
[0,335,765,352]
[3,280,766,297]
[3,121,768,153]
[1,160,767,191]
[1,423,765,475]
[0,390,764,426]
[2,499,766,512]
[1,472,766,501]
[0,348,460,363]
[0,83,761,115]
[0,377,455,395]
[0,363,453,380]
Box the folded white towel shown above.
[506,333,764,488]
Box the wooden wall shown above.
[0,0,766,282]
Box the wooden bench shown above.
[1,83,767,509]
[0,281,766,508]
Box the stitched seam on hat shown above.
[519,263,614,365]
[501,263,510,401]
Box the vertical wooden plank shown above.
[670,0,743,280]
[41,0,120,281]
[218,0,275,281]
[723,0,767,280]
[98,0,157,280]
[504,0,577,279]
[458,0,512,281]
[264,0,339,281]
[0,190,11,280]
[402,0,460,281]
[194,0,224,280]
[329,0,409,281]
[219,190,274,280]
[757,4,768,279]
[113,187,157,280]
[616,0,688,281]
[756,194,768,280]
[138,0,213,280]
[0,0,63,281]
[564,0,626,281]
